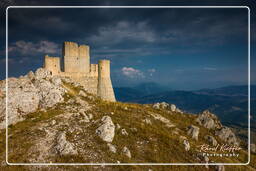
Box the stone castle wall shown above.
[43,41,116,102]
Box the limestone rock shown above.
[175,108,183,113]
[78,90,87,97]
[204,135,218,146]
[149,112,175,128]
[183,139,190,151]
[0,77,40,128]
[215,126,238,145]
[107,143,117,153]
[196,110,221,129]
[55,132,77,155]
[51,77,62,86]
[170,104,176,112]
[153,102,169,109]
[27,71,35,80]
[34,78,65,108]
[87,113,93,120]
[122,146,131,158]
[152,103,160,109]
[121,128,128,136]
[187,125,200,140]
[34,68,52,80]
[96,116,115,143]
[116,123,121,130]
[143,118,152,125]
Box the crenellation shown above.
[43,41,116,102]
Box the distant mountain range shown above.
[114,83,256,128]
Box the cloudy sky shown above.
[0,0,255,90]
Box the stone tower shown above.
[97,60,116,102]
[62,42,90,73]
[44,55,60,75]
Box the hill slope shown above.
[0,69,255,171]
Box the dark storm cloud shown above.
[7,7,248,59]
[0,0,254,89]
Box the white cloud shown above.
[9,40,59,55]
[121,67,144,78]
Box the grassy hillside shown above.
[0,82,255,170]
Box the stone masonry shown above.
[43,41,116,102]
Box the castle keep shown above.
[43,41,116,102]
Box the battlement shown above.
[43,42,115,102]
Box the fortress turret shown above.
[97,60,116,102]
[44,55,60,75]
[63,42,90,73]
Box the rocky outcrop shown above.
[55,132,77,155]
[187,125,200,140]
[215,126,238,145]
[152,102,183,113]
[0,68,67,129]
[96,116,115,143]
[204,135,218,146]
[195,110,221,129]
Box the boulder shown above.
[107,143,117,153]
[55,132,77,155]
[183,139,190,151]
[116,123,121,130]
[170,104,176,112]
[187,125,200,140]
[96,116,115,143]
[122,146,131,158]
[121,128,129,136]
[204,135,218,146]
[196,110,221,129]
[152,103,160,109]
[215,126,238,145]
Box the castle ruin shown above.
[43,41,116,102]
